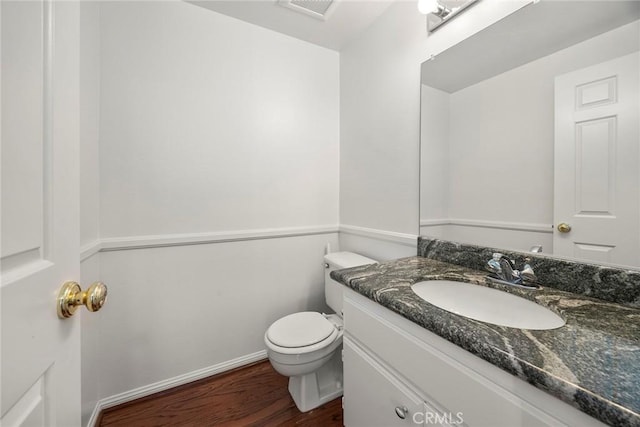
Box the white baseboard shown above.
[86,350,268,427]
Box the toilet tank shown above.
[324,252,376,316]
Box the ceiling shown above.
[189,0,397,51]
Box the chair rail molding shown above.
[420,218,553,234]
[339,224,418,247]
[79,225,341,260]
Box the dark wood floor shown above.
[97,360,343,426]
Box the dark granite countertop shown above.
[332,256,640,427]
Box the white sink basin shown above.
[411,280,565,330]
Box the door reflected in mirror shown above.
[419,1,640,268]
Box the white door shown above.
[554,52,640,267]
[1,1,82,425]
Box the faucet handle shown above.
[494,253,516,268]
[487,254,502,274]
[520,262,537,284]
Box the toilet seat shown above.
[265,312,340,355]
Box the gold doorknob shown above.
[57,281,108,319]
[557,223,572,233]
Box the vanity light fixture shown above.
[418,0,479,33]
[418,0,450,17]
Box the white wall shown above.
[99,1,339,237]
[339,1,423,238]
[97,234,338,400]
[339,0,530,260]
[420,84,449,223]
[81,0,341,422]
[420,20,640,253]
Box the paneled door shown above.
[1,1,82,425]
[554,52,640,267]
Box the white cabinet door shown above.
[343,338,430,427]
[554,52,640,266]
[1,1,82,425]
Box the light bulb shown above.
[417,0,438,14]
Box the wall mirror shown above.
[420,1,640,268]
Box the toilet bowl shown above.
[264,252,376,412]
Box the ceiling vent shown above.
[277,0,338,21]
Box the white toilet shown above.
[264,251,376,412]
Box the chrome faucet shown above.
[499,256,520,283]
[486,253,537,287]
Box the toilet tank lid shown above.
[324,252,376,269]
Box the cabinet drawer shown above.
[344,337,429,427]
[343,291,587,427]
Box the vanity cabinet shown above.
[343,339,433,427]
[342,289,605,427]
